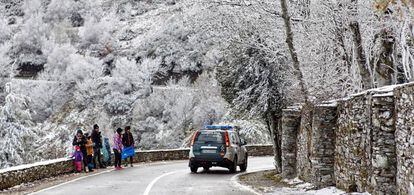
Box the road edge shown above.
[28,168,115,195]
[230,168,274,195]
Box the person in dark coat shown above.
[113,128,123,170]
[122,126,135,167]
[91,124,105,168]
[72,129,88,172]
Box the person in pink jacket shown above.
[113,128,123,170]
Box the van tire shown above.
[239,156,248,172]
[190,166,198,173]
[229,157,237,173]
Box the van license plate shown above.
[202,150,216,154]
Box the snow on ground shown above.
[268,178,371,195]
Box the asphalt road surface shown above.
[32,156,274,195]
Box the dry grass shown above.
[238,169,291,193]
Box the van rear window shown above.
[195,131,224,144]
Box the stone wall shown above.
[134,149,190,162]
[296,106,312,181]
[335,94,373,192]
[310,104,337,188]
[394,84,414,195]
[245,145,277,156]
[370,94,396,194]
[0,158,74,191]
[281,108,301,178]
[0,145,273,190]
[280,84,414,194]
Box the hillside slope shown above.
[0,0,271,168]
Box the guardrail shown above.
[0,144,273,190]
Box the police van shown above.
[188,125,248,173]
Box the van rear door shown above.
[192,130,226,160]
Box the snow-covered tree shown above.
[9,0,49,74]
[0,84,39,168]
[11,0,414,169]
[0,16,12,44]
[0,43,12,104]
[217,42,289,172]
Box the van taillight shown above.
[191,131,200,146]
[224,131,230,147]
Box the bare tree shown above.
[349,0,374,89]
[280,0,309,102]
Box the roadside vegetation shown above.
[1,0,414,169]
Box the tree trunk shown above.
[348,0,373,90]
[371,6,396,86]
[332,2,352,72]
[373,29,395,86]
[280,0,308,102]
[349,21,373,90]
[266,114,282,173]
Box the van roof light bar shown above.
[204,125,234,130]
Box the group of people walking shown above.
[72,124,135,172]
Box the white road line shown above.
[29,169,114,195]
[28,160,187,195]
[143,170,184,195]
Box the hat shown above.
[93,124,99,129]
[76,129,83,134]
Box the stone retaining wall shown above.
[395,84,414,195]
[370,94,396,194]
[281,108,301,178]
[134,149,190,163]
[280,83,414,194]
[0,158,74,191]
[245,145,277,156]
[335,94,372,192]
[296,107,312,181]
[0,145,273,190]
[310,105,337,188]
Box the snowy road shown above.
[31,156,274,195]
